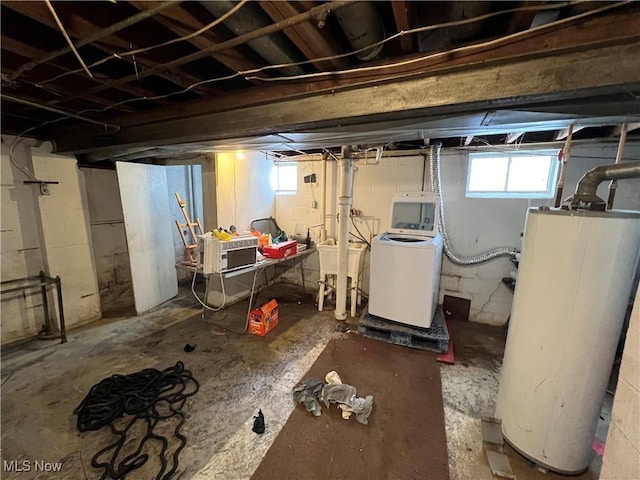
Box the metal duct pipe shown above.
[430,143,518,264]
[335,146,355,320]
[334,2,385,61]
[200,1,305,76]
[568,161,640,210]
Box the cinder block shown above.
[610,378,640,450]
[602,424,640,480]
[619,298,640,392]
[440,274,460,292]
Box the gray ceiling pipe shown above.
[200,1,305,76]
[334,2,385,61]
[567,161,640,210]
[446,2,492,43]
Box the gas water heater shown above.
[496,207,640,473]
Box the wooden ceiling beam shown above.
[90,5,640,129]
[42,0,355,107]
[391,1,417,54]
[2,1,214,98]
[555,126,584,140]
[53,43,640,155]
[505,132,525,143]
[5,1,177,82]
[258,1,349,70]
[613,122,640,135]
[129,1,262,76]
[2,36,143,112]
[506,2,541,34]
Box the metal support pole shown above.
[55,276,67,344]
[607,123,628,210]
[39,270,53,337]
[554,124,573,207]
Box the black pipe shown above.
[55,276,67,344]
[39,271,53,337]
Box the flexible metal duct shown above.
[430,143,518,264]
[200,1,305,76]
[334,2,385,61]
[567,161,640,210]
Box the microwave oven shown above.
[197,233,259,274]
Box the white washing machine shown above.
[368,192,443,328]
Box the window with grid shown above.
[466,151,559,198]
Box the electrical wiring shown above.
[201,267,260,335]
[191,269,226,311]
[35,0,593,107]
[350,216,371,248]
[245,1,629,83]
[38,0,250,86]
[470,282,504,321]
[12,0,627,156]
[44,0,93,79]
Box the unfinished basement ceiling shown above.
[1,1,640,162]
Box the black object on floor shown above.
[358,307,450,353]
[252,409,266,434]
[74,361,199,480]
[184,343,196,352]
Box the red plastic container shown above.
[262,240,297,259]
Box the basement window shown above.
[271,163,297,194]
[466,151,559,199]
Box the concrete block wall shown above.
[274,144,640,324]
[601,287,640,480]
[31,147,102,329]
[81,167,134,314]
[1,136,47,343]
[216,152,274,233]
[166,165,204,281]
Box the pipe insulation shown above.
[569,161,640,209]
[335,146,355,320]
[430,143,518,264]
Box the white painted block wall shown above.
[1,136,47,343]
[31,147,102,330]
[274,144,640,325]
[216,152,274,233]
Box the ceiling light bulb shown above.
[236,151,245,160]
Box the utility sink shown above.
[317,239,367,317]
[317,239,367,277]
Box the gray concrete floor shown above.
[1,283,610,479]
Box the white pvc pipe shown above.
[321,156,327,241]
[335,146,354,320]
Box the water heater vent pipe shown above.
[567,161,640,210]
[429,142,518,264]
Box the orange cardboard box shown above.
[249,299,279,337]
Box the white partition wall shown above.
[117,162,178,314]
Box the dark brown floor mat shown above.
[252,334,449,480]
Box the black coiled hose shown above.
[74,361,199,480]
